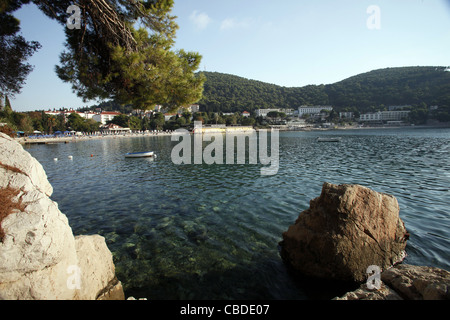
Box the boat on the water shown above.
[125,151,155,158]
[317,137,341,142]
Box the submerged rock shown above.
[0,133,124,300]
[280,182,409,282]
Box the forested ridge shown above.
[198,66,450,115]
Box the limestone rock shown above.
[335,264,450,300]
[0,133,124,300]
[334,282,403,300]
[0,133,52,196]
[96,279,125,300]
[381,264,450,300]
[74,235,124,300]
[280,182,409,282]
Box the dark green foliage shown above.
[48,0,204,110]
[198,72,329,113]
[325,67,450,113]
[0,0,41,97]
[199,67,450,116]
[2,1,204,111]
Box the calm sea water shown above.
[25,127,450,299]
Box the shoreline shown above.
[15,124,450,145]
[276,122,450,132]
[16,131,174,145]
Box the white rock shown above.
[0,133,123,300]
[0,133,52,196]
[74,235,117,300]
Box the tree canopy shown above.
[198,72,329,113]
[0,0,41,98]
[324,66,450,112]
[0,0,205,111]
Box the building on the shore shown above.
[100,123,131,134]
[359,110,410,123]
[44,109,97,120]
[255,109,280,118]
[255,108,294,118]
[298,106,333,117]
[154,104,200,115]
[381,110,410,121]
[359,112,382,122]
[339,112,354,119]
[93,111,122,125]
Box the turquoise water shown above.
[25,128,450,299]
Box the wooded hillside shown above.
[198,67,450,115]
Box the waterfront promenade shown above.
[16,131,174,145]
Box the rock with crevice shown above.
[0,133,124,300]
[279,182,409,282]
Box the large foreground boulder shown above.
[0,133,124,300]
[280,182,409,282]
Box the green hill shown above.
[198,72,329,113]
[198,67,450,114]
[325,67,450,112]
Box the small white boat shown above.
[317,137,341,142]
[125,151,155,158]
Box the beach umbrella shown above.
[33,130,41,134]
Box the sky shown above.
[9,0,450,112]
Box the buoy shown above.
[90,154,93,157]
[54,158,58,161]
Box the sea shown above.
[24,127,450,300]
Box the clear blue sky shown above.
[10,0,450,112]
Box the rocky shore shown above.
[0,132,124,299]
[335,264,450,300]
[280,182,450,300]
[1,132,448,300]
